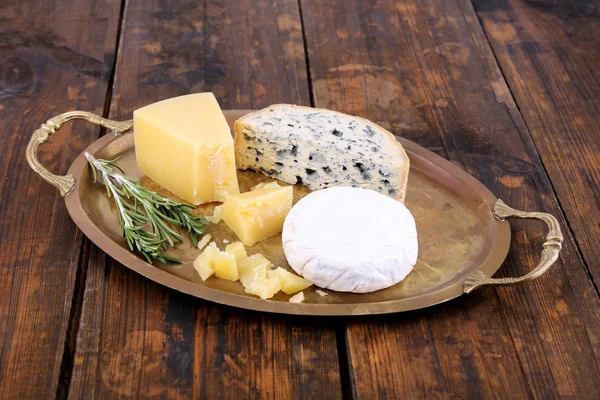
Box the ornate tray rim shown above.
[26,110,564,315]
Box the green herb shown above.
[85,152,209,264]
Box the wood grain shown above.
[300,0,600,397]
[473,0,600,287]
[68,0,341,398]
[0,0,121,397]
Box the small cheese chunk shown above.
[288,292,305,303]
[268,267,313,294]
[222,186,293,246]
[197,234,212,250]
[193,243,220,281]
[213,251,239,281]
[225,242,247,262]
[251,182,281,190]
[238,254,272,287]
[245,277,282,299]
[134,93,239,205]
[315,290,328,297]
[206,205,223,224]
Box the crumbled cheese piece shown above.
[193,243,220,281]
[197,234,212,250]
[252,181,282,191]
[206,205,223,224]
[267,267,313,294]
[244,277,281,299]
[289,292,305,303]
[316,290,328,297]
[238,254,272,288]
[223,239,229,244]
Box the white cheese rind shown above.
[282,187,418,293]
[234,104,410,202]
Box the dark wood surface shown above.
[0,0,599,398]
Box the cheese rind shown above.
[235,104,410,201]
[134,93,239,205]
[221,186,293,246]
[283,187,418,293]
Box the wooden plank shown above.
[300,0,600,397]
[68,0,342,398]
[0,0,122,397]
[472,0,600,290]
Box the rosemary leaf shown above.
[85,152,209,264]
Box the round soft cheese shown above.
[282,187,418,293]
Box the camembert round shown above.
[282,187,418,293]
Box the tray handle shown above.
[26,111,133,196]
[464,199,563,293]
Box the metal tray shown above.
[26,110,563,315]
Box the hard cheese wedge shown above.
[134,93,239,205]
[221,186,293,246]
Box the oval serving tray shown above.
[26,110,563,315]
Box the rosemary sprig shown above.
[85,152,209,264]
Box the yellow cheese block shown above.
[225,242,247,262]
[221,186,293,246]
[133,93,239,205]
[193,244,220,281]
[213,251,239,281]
[267,267,313,294]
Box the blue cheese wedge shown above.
[234,104,410,201]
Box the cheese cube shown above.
[267,267,313,294]
[193,244,220,281]
[225,242,247,262]
[213,251,239,281]
[206,205,223,224]
[244,277,282,299]
[134,93,240,205]
[221,186,293,246]
[238,254,271,287]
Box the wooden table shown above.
[1,0,599,398]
